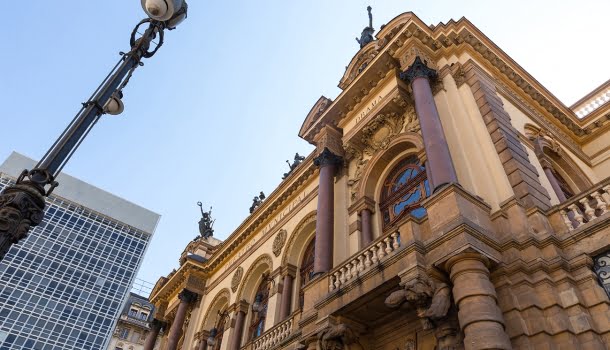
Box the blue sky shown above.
[1,1,609,286]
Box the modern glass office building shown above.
[0,152,160,350]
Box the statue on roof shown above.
[249,192,266,214]
[197,202,215,239]
[283,153,306,179]
[355,6,375,48]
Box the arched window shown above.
[249,279,270,340]
[211,310,228,350]
[551,168,574,200]
[299,238,315,310]
[380,156,430,228]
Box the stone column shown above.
[279,264,297,321]
[360,209,373,247]
[447,253,511,350]
[229,301,249,350]
[400,56,458,192]
[197,330,210,350]
[313,147,343,276]
[167,289,198,350]
[143,319,164,350]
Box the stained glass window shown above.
[379,156,430,228]
[249,279,270,340]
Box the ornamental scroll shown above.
[231,267,243,293]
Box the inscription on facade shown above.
[222,188,312,273]
[355,93,385,125]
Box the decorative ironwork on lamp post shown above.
[0,0,189,261]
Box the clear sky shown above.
[1,1,609,286]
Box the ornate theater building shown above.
[146,10,610,350]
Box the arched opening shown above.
[298,238,316,310]
[210,308,229,350]
[248,277,271,340]
[379,155,430,229]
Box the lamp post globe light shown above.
[0,0,188,260]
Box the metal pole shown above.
[0,17,172,261]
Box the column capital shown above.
[400,56,437,84]
[178,289,198,304]
[445,251,491,277]
[150,318,167,329]
[234,299,250,314]
[313,148,343,168]
[348,196,376,215]
[281,263,298,278]
[313,124,344,157]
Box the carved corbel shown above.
[318,324,364,350]
[385,275,462,349]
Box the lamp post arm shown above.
[0,19,166,261]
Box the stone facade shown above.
[146,11,610,350]
[108,293,161,350]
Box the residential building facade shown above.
[146,10,610,350]
[108,293,161,350]
[0,152,160,350]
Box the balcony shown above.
[244,312,301,350]
[558,178,610,232]
[119,314,150,329]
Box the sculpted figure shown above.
[355,6,375,48]
[197,202,215,239]
[318,324,363,350]
[249,192,266,213]
[385,276,451,330]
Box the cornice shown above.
[149,260,207,306]
[302,11,610,148]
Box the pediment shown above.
[339,41,380,90]
[299,95,333,138]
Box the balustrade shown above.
[329,231,401,291]
[560,184,610,231]
[251,315,294,350]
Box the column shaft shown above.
[360,209,373,247]
[230,310,246,350]
[279,274,294,321]
[402,57,458,192]
[448,254,511,350]
[313,148,341,275]
[198,339,208,350]
[167,290,197,350]
[143,320,163,350]
[543,167,567,202]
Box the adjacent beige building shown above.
[108,293,161,350]
[145,10,610,350]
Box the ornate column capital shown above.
[313,148,343,168]
[400,56,437,85]
[178,289,198,304]
[348,196,376,215]
[313,125,344,158]
[234,299,250,314]
[281,263,298,279]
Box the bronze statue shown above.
[197,202,215,239]
[355,6,375,48]
[283,153,306,179]
[249,192,266,214]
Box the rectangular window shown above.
[118,328,129,340]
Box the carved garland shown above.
[231,267,243,293]
[272,229,287,257]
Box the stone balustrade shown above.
[251,314,294,350]
[573,85,610,118]
[329,231,401,291]
[560,183,610,231]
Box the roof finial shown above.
[356,6,375,48]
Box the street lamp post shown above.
[0,0,189,260]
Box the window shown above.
[551,168,574,200]
[299,239,315,310]
[211,311,228,350]
[249,279,270,340]
[139,312,149,320]
[118,328,129,340]
[379,156,430,228]
[128,309,138,318]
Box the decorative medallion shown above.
[231,267,243,293]
[272,229,288,257]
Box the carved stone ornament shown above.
[231,267,244,293]
[400,56,437,85]
[0,182,46,260]
[385,275,451,330]
[314,148,343,168]
[272,229,287,257]
[404,339,416,350]
[361,112,405,153]
[318,324,363,350]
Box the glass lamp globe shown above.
[141,0,184,21]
